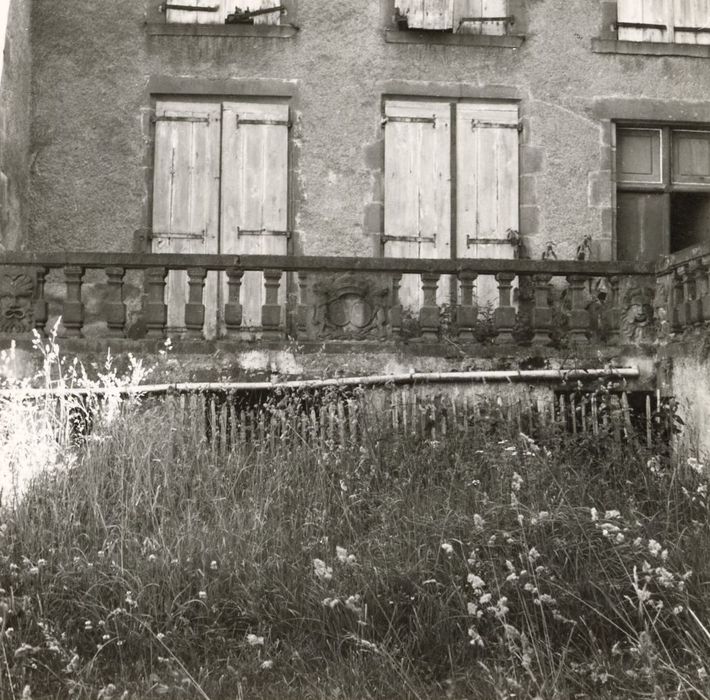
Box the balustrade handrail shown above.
[0,252,656,276]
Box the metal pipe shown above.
[0,367,640,398]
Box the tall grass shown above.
[0,337,708,699]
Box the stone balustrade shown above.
[0,251,688,346]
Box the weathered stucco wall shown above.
[0,0,31,251]
[28,0,710,259]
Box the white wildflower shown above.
[473,514,485,530]
[440,542,454,555]
[246,633,264,646]
[590,507,598,521]
[467,574,486,591]
[313,558,333,581]
[260,660,274,670]
[648,539,662,557]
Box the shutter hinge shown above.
[237,227,291,239]
[152,115,211,124]
[466,236,510,246]
[151,230,206,241]
[382,115,437,128]
[381,233,436,243]
[161,3,220,12]
[236,116,291,128]
[614,21,667,30]
[457,15,514,30]
[471,119,522,132]
[226,5,286,24]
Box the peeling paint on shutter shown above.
[384,100,451,310]
[455,0,508,36]
[166,0,225,24]
[456,102,519,309]
[221,102,290,332]
[395,0,454,30]
[152,101,221,337]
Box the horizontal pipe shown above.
[0,368,640,399]
[0,252,655,276]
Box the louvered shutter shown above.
[455,0,508,36]
[384,100,451,310]
[395,0,454,30]
[456,102,519,308]
[152,101,221,337]
[220,102,290,332]
[674,0,710,44]
[166,0,225,24]
[617,0,671,42]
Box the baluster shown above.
[702,256,710,324]
[687,260,702,327]
[224,267,244,336]
[261,269,283,339]
[62,265,84,337]
[606,275,621,344]
[145,267,167,338]
[566,274,590,344]
[296,271,309,337]
[457,270,478,340]
[184,267,206,338]
[419,272,440,340]
[33,267,49,336]
[390,273,402,337]
[494,272,516,344]
[531,273,553,345]
[672,267,686,333]
[105,266,126,338]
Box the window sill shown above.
[592,38,710,58]
[145,22,299,38]
[384,29,524,49]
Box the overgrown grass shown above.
[0,337,709,699]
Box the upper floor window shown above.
[164,0,287,25]
[394,0,511,35]
[617,0,710,45]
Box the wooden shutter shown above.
[152,101,221,337]
[617,0,672,42]
[674,0,710,44]
[166,0,225,24]
[617,193,669,261]
[617,128,663,184]
[384,100,451,310]
[456,102,519,308]
[249,0,283,25]
[220,102,289,332]
[672,130,710,185]
[455,0,508,36]
[395,0,454,30]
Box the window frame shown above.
[615,121,710,260]
[145,0,299,38]
[383,0,526,48]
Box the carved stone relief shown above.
[620,283,656,345]
[310,274,391,340]
[0,268,35,334]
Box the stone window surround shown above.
[592,0,710,58]
[144,0,298,38]
[382,0,526,49]
[593,98,710,260]
[137,77,301,254]
[363,81,543,255]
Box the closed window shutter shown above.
[220,102,290,329]
[249,0,283,25]
[456,102,519,307]
[152,101,221,335]
[674,0,710,44]
[166,0,225,24]
[384,100,451,309]
[617,0,672,42]
[455,0,508,36]
[395,0,454,30]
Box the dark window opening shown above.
[670,192,710,252]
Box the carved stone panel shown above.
[0,268,35,334]
[309,273,392,340]
[620,281,656,345]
